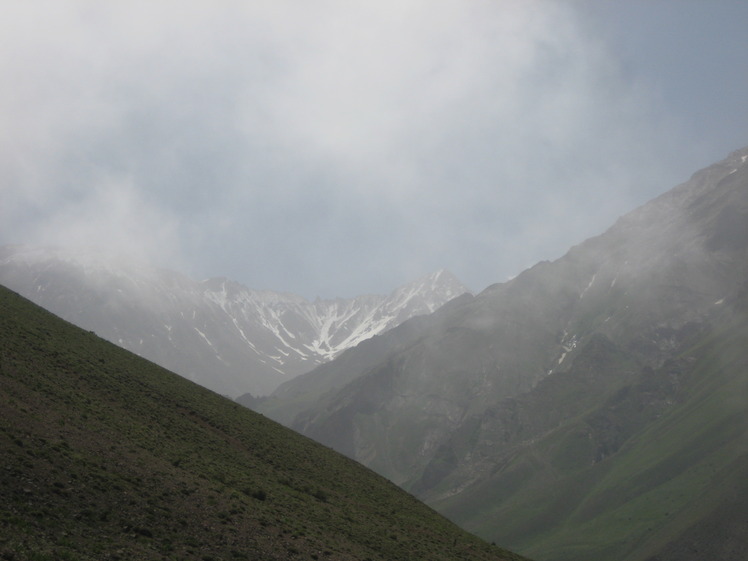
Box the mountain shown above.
[258,147,748,561]
[0,283,526,561]
[0,246,468,398]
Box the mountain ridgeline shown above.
[0,284,525,561]
[0,248,468,398]
[1,147,746,561]
[258,147,748,561]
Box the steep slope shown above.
[429,317,748,561]
[261,147,748,560]
[0,284,524,561]
[0,246,468,398]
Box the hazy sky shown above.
[2,1,747,298]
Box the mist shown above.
[1,1,746,297]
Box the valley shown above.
[1,147,747,560]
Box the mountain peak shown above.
[0,245,468,397]
[385,270,471,318]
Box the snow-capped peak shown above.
[0,244,469,398]
[201,268,471,365]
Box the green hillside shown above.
[0,285,526,561]
[433,314,748,561]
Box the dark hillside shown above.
[0,285,526,561]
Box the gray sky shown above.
[2,1,747,298]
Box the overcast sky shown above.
[2,1,747,298]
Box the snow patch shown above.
[194,327,216,351]
[580,273,597,299]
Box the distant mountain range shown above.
[0,247,468,398]
[257,147,748,561]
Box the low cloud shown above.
[0,1,723,296]
[27,173,185,270]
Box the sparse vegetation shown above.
[0,285,527,561]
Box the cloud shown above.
[0,0,711,296]
[26,172,185,270]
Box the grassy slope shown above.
[436,317,748,561]
[0,285,527,561]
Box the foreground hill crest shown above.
[0,284,524,561]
